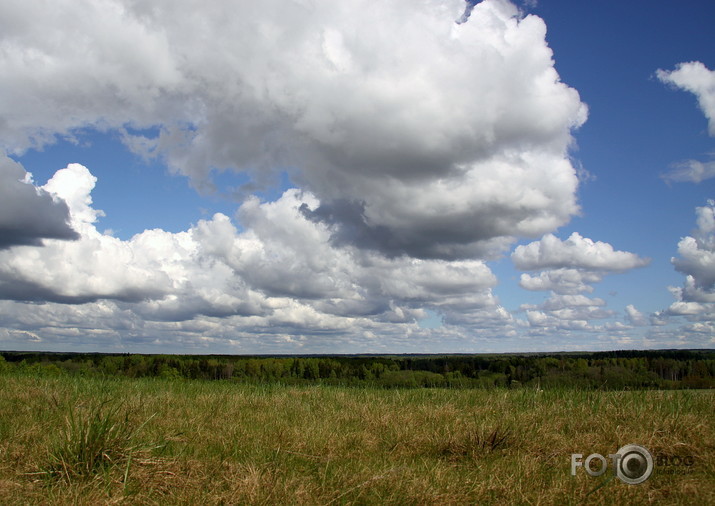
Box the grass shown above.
[0,374,712,504]
[43,392,163,484]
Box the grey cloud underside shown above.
[130,296,267,322]
[301,198,553,260]
[0,218,78,250]
[0,156,78,249]
[0,277,161,305]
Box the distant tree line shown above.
[1,350,714,389]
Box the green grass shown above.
[0,374,712,504]
[43,391,163,484]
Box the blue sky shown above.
[1,0,714,354]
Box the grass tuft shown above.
[43,396,161,483]
[435,426,510,459]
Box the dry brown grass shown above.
[0,374,712,504]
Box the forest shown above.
[1,349,714,389]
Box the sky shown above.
[1,0,714,354]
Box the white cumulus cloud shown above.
[512,232,650,272]
[0,0,587,260]
[0,163,513,350]
[518,268,601,294]
[659,201,715,343]
[658,62,715,184]
[625,304,647,326]
[672,200,715,290]
[512,232,649,331]
[657,61,715,136]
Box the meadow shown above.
[0,373,712,505]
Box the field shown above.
[0,374,712,505]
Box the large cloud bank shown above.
[0,162,505,351]
[0,0,587,260]
[1,0,669,352]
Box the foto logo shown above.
[571,444,654,485]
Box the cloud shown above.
[0,0,587,260]
[0,163,511,350]
[657,62,715,184]
[655,64,715,336]
[534,293,606,311]
[512,232,650,272]
[520,293,612,332]
[512,232,648,331]
[661,201,715,333]
[525,310,592,331]
[0,153,79,249]
[657,61,715,136]
[518,268,601,294]
[625,304,647,326]
[224,188,505,327]
[0,0,607,350]
[672,200,715,290]
[0,164,170,303]
[661,157,715,184]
